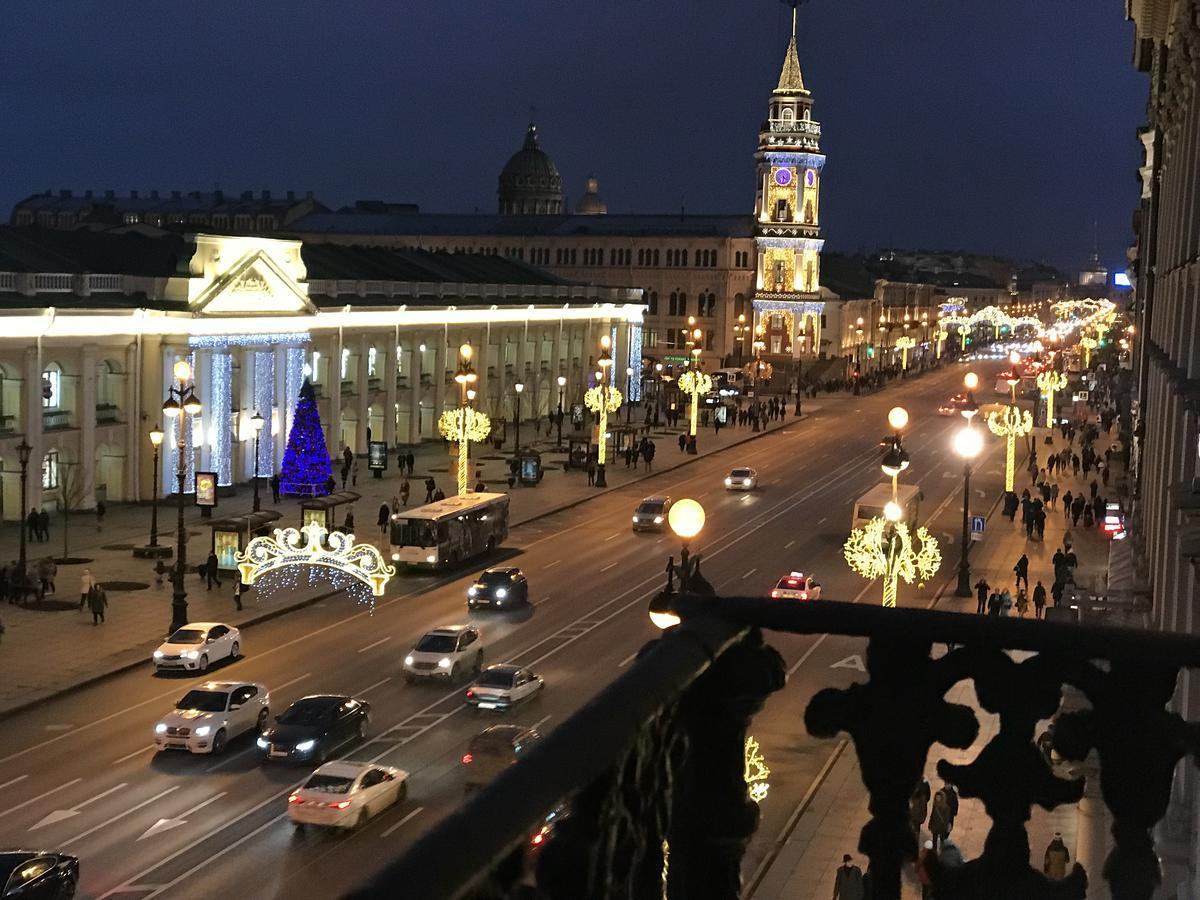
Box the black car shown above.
[257,695,370,763]
[467,567,529,609]
[0,851,78,899]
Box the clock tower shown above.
[752,7,826,361]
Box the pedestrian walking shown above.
[1016,588,1030,618]
[831,854,865,900]
[26,508,39,543]
[205,551,222,590]
[1033,581,1047,618]
[929,784,954,849]
[1044,832,1071,879]
[909,778,930,842]
[424,477,436,504]
[1050,482,1059,509]
[586,459,596,486]
[974,578,990,615]
[1013,554,1029,591]
[270,473,280,504]
[678,433,687,453]
[95,500,106,532]
[405,451,415,476]
[343,510,355,533]
[79,568,94,610]
[233,580,244,611]
[916,840,935,899]
[664,556,676,593]
[1071,495,1085,526]
[400,480,410,507]
[351,460,359,486]
[1000,589,1014,616]
[88,584,108,625]
[377,503,390,535]
[38,508,49,544]
[1062,490,1073,523]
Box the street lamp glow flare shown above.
[843,516,941,608]
[987,405,1034,493]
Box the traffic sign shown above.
[970,515,986,542]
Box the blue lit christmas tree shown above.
[279,379,333,496]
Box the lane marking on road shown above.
[381,806,424,838]
[532,596,550,606]
[599,562,618,573]
[545,559,561,568]
[61,786,179,847]
[785,540,795,549]
[742,568,757,579]
[0,776,27,792]
[817,516,827,525]
[273,672,312,692]
[138,792,227,841]
[603,532,620,542]
[528,715,551,731]
[205,747,256,774]
[112,745,156,766]
[787,634,830,677]
[358,677,393,696]
[357,636,392,654]
[31,782,127,830]
[830,654,866,672]
[0,779,82,820]
[44,724,73,731]
[618,650,641,668]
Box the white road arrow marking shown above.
[976,489,987,499]
[31,783,126,830]
[138,793,225,841]
[830,654,866,672]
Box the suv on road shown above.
[403,625,483,683]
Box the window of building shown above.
[653,249,660,266]
[341,348,350,380]
[682,249,689,267]
[42,450,59,490]
[367,347,377,377]
[310,350,321,383]
[638,249,645,266]
[679,292,688,316]
[645,329,659,348]
[734,294,746,317]
[820,314,827,329]
[570,249,577,265]
[123,213,141,225]
[669,292,679,316]
[42,365,61,409]
[666,329,679,350]
[648,290,659,315]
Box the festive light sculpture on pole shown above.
[584,335,622,488]
[844,513,941,608]
[1079,335,1098,368]
[677,368,712,451]
[895,335,916,370]
[440,344,490,496]
[744,736,771,804]
[935,326,948,360]
[1036,369,1069,430]
[987,403,1033,494]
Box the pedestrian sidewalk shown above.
[0,406,806,718]
[751,420,1127,899]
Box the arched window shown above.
[42,363,61,409]
[682,249,689,267]
[42,449,59,490]
[653,250,660,266]
[341,348,351,380]
[669,292,679,316]
[782,107,794,122]
[679,293,688,316]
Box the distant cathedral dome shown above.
[498,124,564,215]
[574,175,607,215]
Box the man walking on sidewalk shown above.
[974,577,990,615]
[831,854,864,900]
[1014,554,1029,591]
[1033,580,1047,619]
[205,551,222,590]
[88,584,108,625]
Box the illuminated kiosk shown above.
[208,510,282,573]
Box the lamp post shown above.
[250,411,264,513]
[624,367,633,423]
[16,439,31,572]
[513,382,524,452]
[162,359,202,634]
[148,426,163,547]
[678,358,711,455]
[452,344,479,496]
[733,313,748,366]
[953,398,983,597]
[653,363,663,427]
[649,497,706,629]
[556,375,566,448]
[988,361,1032,495]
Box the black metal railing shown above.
[348,597,1200,900]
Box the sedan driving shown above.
[154,681,270,754]
[152,622,240,674]
[0,851,79,900]
[258,695,371,763]
[770,572,822,601]
[288,761,408,830]
[632,497,672,532]
[724,467,758,491]
[466,664,544,711]
[468,567,529,609]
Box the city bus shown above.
[389,492,510,568]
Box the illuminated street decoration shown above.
[439,406,491,495]
[744,735,771,804]
[237,521,395,601]
[1036,369,1069,428]
[1079,335,1098,368]
[935,327,948,359]
[743,359,774,383]
[585,384,623,466]
[895,335,916,370]
[942,316,971,350]
[987,404,1034,493]
[844,515,941,608]
[678,369,712,438]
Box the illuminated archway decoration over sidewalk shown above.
[237,521,395,599]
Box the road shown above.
[0,361,1012,899]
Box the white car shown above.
[288,761,409,830]
[770,572,822,601]
[466,664,545,711]
[724,467,758,491]
[403,625,483,683]
[152,622,241,673]
[154,681,270,754]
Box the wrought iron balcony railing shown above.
[347,596,1200,900]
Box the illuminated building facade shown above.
[0,227,640,517]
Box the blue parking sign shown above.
[970,515,986,541]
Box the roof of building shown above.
[12,189,320,215]
[0,226,190,275]
[574,176,607,215]
[290,212,755,239]
[775,32,808,94]
[300,243,565,286]
[498,125,563,199]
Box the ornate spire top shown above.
[523,122,540,150]
[774,0,808,94]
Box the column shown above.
[24,346,43,511]
[125,341,141,502]
[273,344,288,475]
[238,348,256,482]
[407,334,422,445]
[79,344,97,509]
[356,333,370,454]
[326,331,343,456]
[193,349,212,475]
[384,334,398,448]
[476,325,493,415]
[432,328,447,426]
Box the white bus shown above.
[389,493,510,568]
[851,483,922,530]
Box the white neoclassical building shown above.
[0,227,642,518]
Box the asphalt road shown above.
[0,360,1012,899]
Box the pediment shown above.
[191,249,315,316]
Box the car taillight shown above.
[462,753,473,764]
[332,800,352,809]
[531,829,547,846]
[466,689,475,699]
[770,590,780,598]
[288,794,302,804]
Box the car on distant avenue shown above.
[937,394,971,417]
[403,625,483,683]
[0,851,79,899]
[724,467,758,491]
[258,695,371,762]
[632,496,672,532]
[287,761,408,831]
[466,664,545,711]
[462,724,542,793]
[154,681,269,754]
[152,622,240,673]
[467,567,529,609]
[770,572,822,601]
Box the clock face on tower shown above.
[774,168,793,187]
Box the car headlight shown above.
[725,478,732,486]
[631,515,638,523]
[468,587,477,596]
[653,516,664,524]
[426,555,437,563]
[295,740,316,752]
[155,723,167,734]
[153,650,164,659]
[495,588,507,599]
[184,650,199,660]
[404,655,414,666]
[194,726,211,737]
[438,657,452,668]
[257,737,269,749]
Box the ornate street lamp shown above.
[585,335,622,488]
[513,382,524,452]
[648,497,706,629]
[16,439,31,572]
[148,425,164,546]
[556,375,567,448]
[953,423,983,597]
[162,359,202,634]
[250,411,265,513]
[988,363,1032,495]
[1036,368,1068,430]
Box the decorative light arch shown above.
[237,522,395,601]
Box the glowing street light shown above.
[678,368,712,454]
[1036,368,1068,430]
[440,344,490,495]
[895,334,916,370]
[649,498,706,630]
[953,424,984,597]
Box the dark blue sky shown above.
[1,1,1145,273]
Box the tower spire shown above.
[775,0,807,94]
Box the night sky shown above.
[1,1,1146,273]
